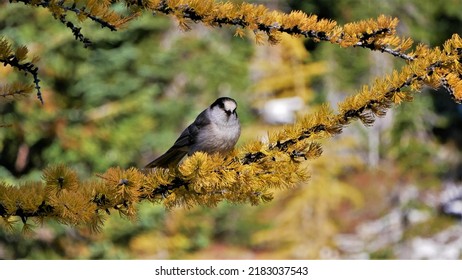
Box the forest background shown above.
[1,0,462,259]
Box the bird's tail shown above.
[145,149,187,168]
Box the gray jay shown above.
[145,97,241,168]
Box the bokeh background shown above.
[1,0,462,259]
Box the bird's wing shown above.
[169,109,210,150]
[145,109,210,168]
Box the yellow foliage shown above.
[42,164,79,193]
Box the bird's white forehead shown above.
[223,100,237,111]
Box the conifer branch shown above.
[9,0,140,49]
[0,83,34,102]
[0,37,43,103]
[142,1,416,61]
[9,1,417,60]
[369,44,416,61]
[10,0,120,31]
[58,14,92,47]
[5,57,42,104]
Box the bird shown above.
[145,97,241,168]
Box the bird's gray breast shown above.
[190,120,240,154]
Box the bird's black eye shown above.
[218,103,224,109]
